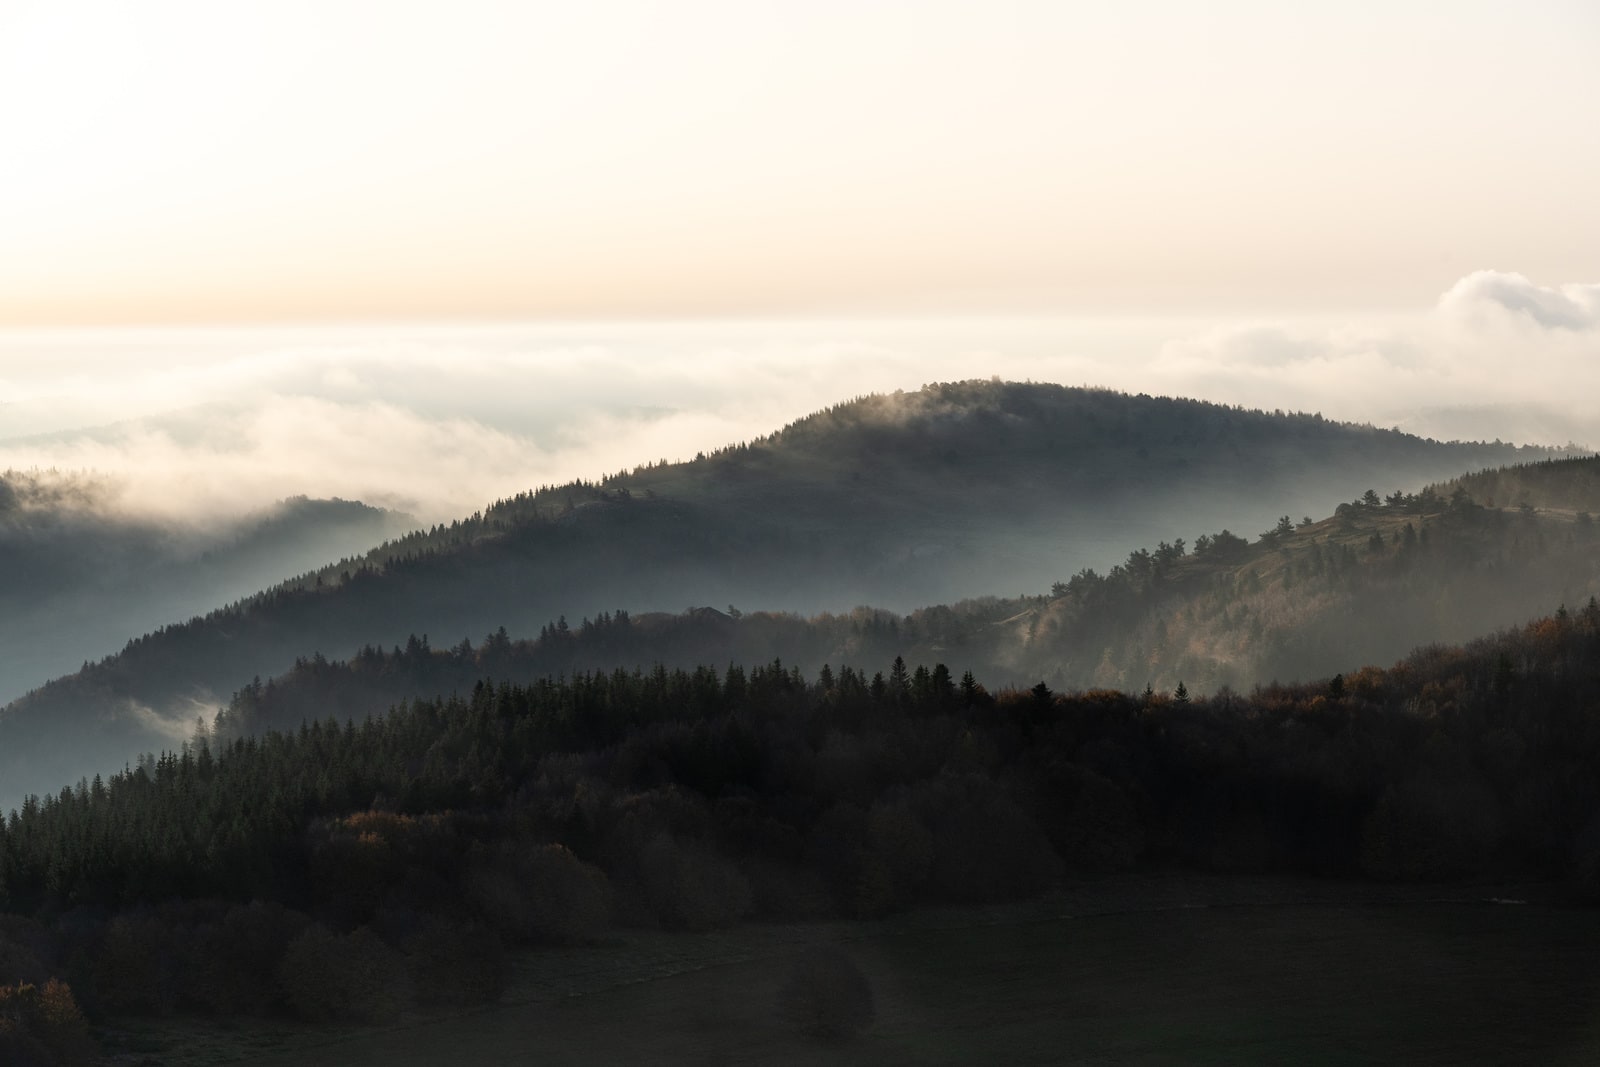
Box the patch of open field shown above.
[109,878,1600,1065]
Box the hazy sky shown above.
[3,270,1598,524]
[1,0,1596,324]
[3,3,1597,525]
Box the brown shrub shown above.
[0,936,50,988]
[465,842,613,945]
[90,916,179,1016]
[1055,769,1145,873]
[0,980,96,1065]
[636,834,751,931]
[1361,770,1503,880]
[855,801,934,916]
[307,811,466,924]
[184,902,312,1016]
[914,776,1064,902]
[277,925,413,1023]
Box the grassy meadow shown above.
[102,878,1600,1066]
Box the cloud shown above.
[0,331,959,524]
[1164,326,1327,369]
[1142,272,1600,446]
[0,273,1596,527]
[1438,271,1600,332]
[121,697,210,746]
[0,319,1164,524]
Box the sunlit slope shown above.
[1011,467,1600,694]
[0,382,1560,806]
[212,457,1600,741]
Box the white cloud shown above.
[1438,271,1600,332]
[122,697,208,747]
[1144,272,1600,445]
[0,274,1596,526]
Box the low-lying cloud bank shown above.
[0,271,1595,525]
[1439,271,1600,332]
[1153,271,1600,445]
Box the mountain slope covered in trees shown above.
[5,603,1600,1056]
[0,472,416,705]
[210,457,1600,742]
[0,383,1564,806]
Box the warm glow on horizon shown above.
[1,0,1596,325]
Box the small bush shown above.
[856,801,934,916]
[0,980,97,1065]
[465,842,613,945]
[637,835,751,931]
[1055,769,1144,873]
[745,860,831,920]
[915,777,1064,902]
[0,935,50,988]
[277,925,413,1023]
[1361,771,1503,880]
[90,916,180,1017]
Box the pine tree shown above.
[959,670,979,705]
[888,657,910,697]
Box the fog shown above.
[0,271,1595,530]
[0,473,414,705]
[0,268,1592,745]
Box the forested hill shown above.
[0,383,1560,807]
[5,605,1600,1050]
[1436,454,1600,514]
[0,475,415,705]
[268,382,1564,607]
[213,457,1600,740]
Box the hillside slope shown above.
[0,382,1560,806]
[0,473,416,704]
[8,604,1600,1054]
[212,458,1600,742]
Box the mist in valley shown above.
[2,268,1594,726]
[0,469,418,705]
[3,0,1598,1058]
[2,293,1597,857]
[0,378,1578,812]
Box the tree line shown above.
[4,600,1600,1055]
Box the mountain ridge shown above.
[0,382,1573,808]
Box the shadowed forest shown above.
[7,0,1596,1057]
[1,383,1599,1064]
[208,457,1600,742]
[4,601,1600,1060]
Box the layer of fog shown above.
[1,271,1595,530]
[0,477,414,706]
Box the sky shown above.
[1,2,1597,524]
[0,0,1596,323]
[2,270,1598,524]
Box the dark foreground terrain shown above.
[11,605,1600,1064]
[108,879,1600,1066]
